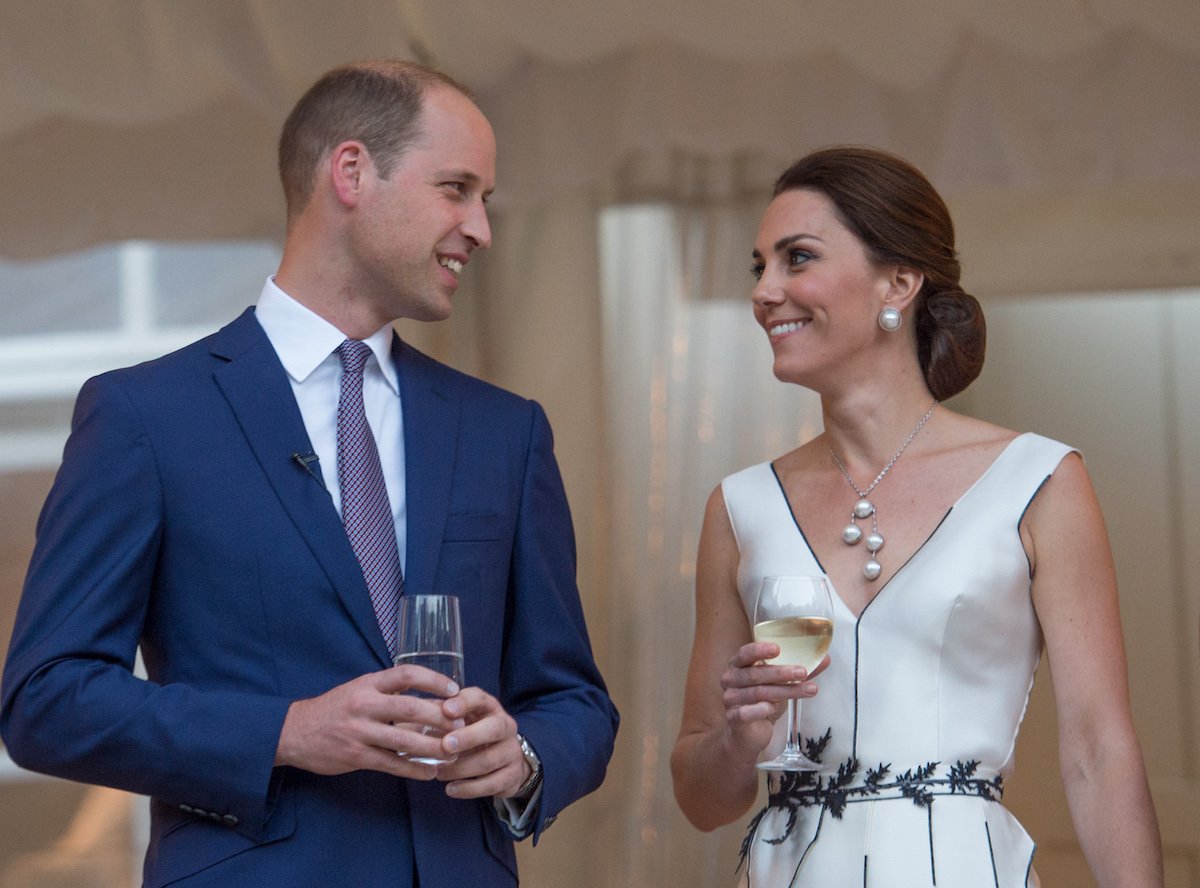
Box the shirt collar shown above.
[256,277,400,394]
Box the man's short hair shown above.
[278,60,473,218]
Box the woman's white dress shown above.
[723,433,1075,887]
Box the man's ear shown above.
[329,141,369,208]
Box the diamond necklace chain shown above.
[827,401,938,581]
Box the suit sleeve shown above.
[501,402,619,842]
[0,374,290,836]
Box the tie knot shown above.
[337,339,373,376]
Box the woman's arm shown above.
[1026,453,1164,887]
[670,486,818,831]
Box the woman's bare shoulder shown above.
[930,409,1020,457]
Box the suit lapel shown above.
[210,310,393,665]
[394,337,458,598]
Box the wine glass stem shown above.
[784,698,801,755]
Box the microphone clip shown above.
[291,451,325,488]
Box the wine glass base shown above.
[756,755,821,772]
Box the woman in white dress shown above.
[670,147,1163,887]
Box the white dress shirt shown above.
[255,277,407,573]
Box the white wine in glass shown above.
[753,575,834,771]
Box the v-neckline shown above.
[769,433,1029,621]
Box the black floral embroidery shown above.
[896,761,940,808]
[738,730,1004,872]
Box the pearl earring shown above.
[878,307,902,332]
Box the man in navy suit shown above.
[1,60,618,887]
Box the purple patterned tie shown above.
[336,339,402,656]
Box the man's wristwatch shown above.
[514,733,543,798]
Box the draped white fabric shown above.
[2,0,1199,293]
[489,202,824,886]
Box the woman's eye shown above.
[788,249,813,268]
[750,263,765,280]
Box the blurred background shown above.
[1,1,1197,885]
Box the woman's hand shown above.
[720,642,827,758]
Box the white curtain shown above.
[444,197,821,886]
[4,1,1200,295]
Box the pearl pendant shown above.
[829,401,939,587]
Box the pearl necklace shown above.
[828,402,938,581]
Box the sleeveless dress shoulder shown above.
[721,433,1076,888]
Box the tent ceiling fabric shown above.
[2,0,1198,292]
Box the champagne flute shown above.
[393,594,464,765]
[753,575,834,771]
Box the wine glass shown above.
[393,594,464,765]
[753,575,834,771]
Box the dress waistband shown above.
[765,757,1004,819]
[741,752,1006,869]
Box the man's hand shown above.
[274,664,462,779]
[433,688,532,800]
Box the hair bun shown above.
[916,288,986,401]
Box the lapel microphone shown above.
[291,451,325,488]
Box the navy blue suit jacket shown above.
[1,308,618,887]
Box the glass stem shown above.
[784,698,801,755]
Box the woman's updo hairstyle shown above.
[773,146,986,400]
